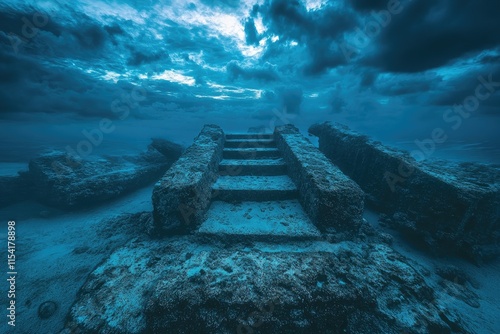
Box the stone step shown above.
[196,200,321,242]
[224,139,276,149]
[212,175,298,201]
[223,148,281,159]
[225,133,273,140]
[219,159,287,176]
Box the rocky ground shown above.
[62,213,486,334]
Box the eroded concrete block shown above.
[274,125,364,233]
[309,121,500,262]
[152,124,225,234]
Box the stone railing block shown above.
[274,124,364,233]
[152,124,225,234]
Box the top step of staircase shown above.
[225,133,274,140]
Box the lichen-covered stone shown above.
[152,124,224,234]
[273,124,364,234]
[27,139,180,209]
[64,235,468,334]
[309,122,500,262]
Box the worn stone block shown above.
[309,121,500,261]
[274,124,364,233]
[152,124,225,234]
[27,140,180,209]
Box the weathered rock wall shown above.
[152,124,225,234]
[27,139,181,209]
[309,121,500,261]
[274,125,364,234]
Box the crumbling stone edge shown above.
[274,124,364,234]
[151,124,225,235]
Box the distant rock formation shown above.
[25,138,182,209]
[309,122,500,263]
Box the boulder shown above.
[27,139,181,209]
[274,125,364,234]
[152,124,225,234]
[309,122,500,262]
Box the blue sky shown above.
[0,0,499,162]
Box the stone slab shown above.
[274,125,364,234]
[152,124,225,234]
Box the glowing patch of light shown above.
[206,82,263,99]
[309,93,319,98]
[434,63,479,81]
[152,70,195,86]
[254,16,265,34]
[271,35,280,42]
[305,0,327,11]
[138,74,148,80]
[290,41,299,47]
[241,44,265,57]
[154,2,264,58]
[207,81,226,90]
[149,28,164,40]
[102,71,121,83]
[189,51,204,66]
[195,94,231,100]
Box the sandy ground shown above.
[364,209,500,334]
[0,185,154,334]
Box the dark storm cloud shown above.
[244,18,260,45]
[0,48,126,120]
[360,71,378,88]
[257,0,358,75]
[71,22,107,49]
[0,5,62,40]
[376,75,442,96]
[350,0,388,12]
[227,61,279,82]
[430,65,500,116]
[127,49,166,66]
[363,0,500,73]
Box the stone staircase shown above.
[197,133,321,242]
